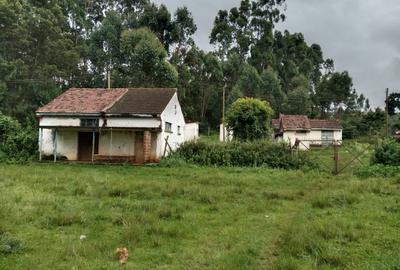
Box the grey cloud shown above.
[154,0,400,107]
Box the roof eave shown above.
[36,112,160,119]
[36,112,101,117]
[283,128,311,131]
[310,128,342,130]
[104,113,160,118]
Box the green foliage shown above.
[355,164,400,178]
[390,114,400,133]
[388,92,400,116]
[0,0,369,134]
[316,71,354,114]
[0,113,37,162]
[0,0,73,123]
[0,0,194,125]
[342,109,386,139]
[210,0,286,58]
[286,88,311,115]
[226,98,273,141]
[260,68,286,116]
[372,139,400,166]
[118,27,178,87]
[170,140,317,169]
[230,64,262,102]
[0,232,24,254]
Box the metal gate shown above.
[294,139,373,175]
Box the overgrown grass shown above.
[0,163,399,269]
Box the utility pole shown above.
[222,84,226,142]
[385,88,389,137]
[107,70,111,89]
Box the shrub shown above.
[169,140,317,169]
[371,139,400,166]
[226,98,273,141]
[0,112,37,162]
[355,164,400,178]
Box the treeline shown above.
[0,0,384,132]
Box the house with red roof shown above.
[272,114,342,150]
[36,88,198,163]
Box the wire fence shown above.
[292,139,374,175]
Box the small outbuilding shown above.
[36,88,198,163]
[273,114,342,150]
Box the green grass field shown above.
[0,163,399,270]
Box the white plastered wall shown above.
[98,130,135,156]
[159,93,186,157]
[184,123,199,142]
[40,128,78,160]
[333,130,342,141]
[281,129,343,150]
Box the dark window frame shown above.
[165,122,172,133]
[80,118,99,128]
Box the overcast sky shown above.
[154,0,400,108]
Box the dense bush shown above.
[371,139,400,166]
[342,109,385,139]
[355,164,400,178]
[170,140,317,169]
[226,98,273,141]
[0,113,37,162]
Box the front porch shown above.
[39,128,161,164]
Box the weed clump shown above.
[0,232,24,254]
[108,188,130,197]
[372,139,400,166]
[355,164,400,178]
[44,214,83,227]
[311,192,359,209]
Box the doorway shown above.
[135,131,144,163]
[78,132,99,161]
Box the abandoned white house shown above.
[36,88,198,163]
[272,114,342,150]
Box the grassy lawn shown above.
[0,164,399,269]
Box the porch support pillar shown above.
[109,127,113,159]
[91,129,95,163]
[53,128,58,163]
[143,130,151,163]
[39,127,43,161]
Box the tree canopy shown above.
[0,0,375,136]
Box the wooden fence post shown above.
[333,142,339,175]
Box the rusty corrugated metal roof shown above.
[281,115,311,130]
[106,88,176,115]
[272,115,342,131]
[37,88,176,115]
[309,119,342,130]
